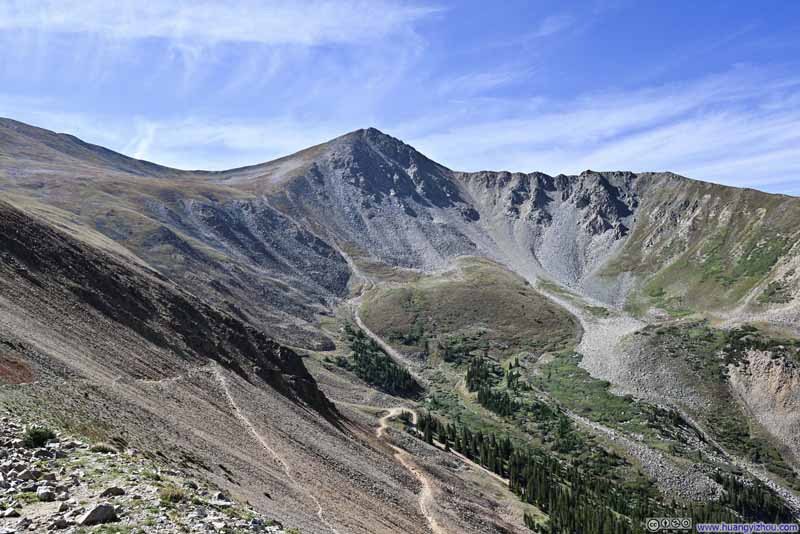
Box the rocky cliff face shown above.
[729,349,800,464]
[456,170,640,302]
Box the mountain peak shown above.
[332,126,412,152]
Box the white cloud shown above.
[0,0,439,46]
[2,64,799,195]
[403,67,800,192]
[435,69,524,97]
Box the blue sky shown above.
[1,1,799,194]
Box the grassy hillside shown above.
[606,176,800,314]
[360,257,580,361]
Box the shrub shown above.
[90,442,117,454]
[23,426,56,448]
[159,485,187,505]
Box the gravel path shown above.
[214,365,340,534]
[376,408,446,534]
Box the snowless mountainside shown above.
[225,126,800,320]
[2,117,800,531]
[2,119,798,335]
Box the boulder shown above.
[16,468,40,481]
[36,486,55,502]
[99,486,125,497]
[48,518,71,530]
[77,503,117,526]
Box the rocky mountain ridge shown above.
[2,117,800,532]
[3,119,798,334]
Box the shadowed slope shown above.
[0,199,462,533]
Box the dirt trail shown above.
[377,408,446,534]
[337,247,426,384]
[213,365,340,534]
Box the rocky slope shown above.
[0,412,291,533]
[3,119,799,334]
[2,117,800,530]
[0,196,528,533]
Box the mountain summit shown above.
[2,118,800,533]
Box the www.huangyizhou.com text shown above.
[646,518,800,533]
[695,523,799,533]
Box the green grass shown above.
[758,280,793,304]
[584,305,610,318]
[158,484,187,505]
[22,425,56,448]
[602,181,800,315]
[532,351,685,444]
[15,491,38,504]
[361,257,579,361]
[635,322,800,488]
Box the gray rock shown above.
[36,486,55,501]
[16,468,39,481]
[48,518,71,530]
[77,503,117,526]
[99,486,125,497]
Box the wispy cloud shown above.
[402,66,800,193]
[435,68,530,97]
[0,108,357,170]
[0,0,440,46]
[3,64,799,195]
[531,14,574,38]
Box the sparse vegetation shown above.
[636,322,800,487]
[159,485,188,505]
[414,412,794,534]
[336,324,421,397]
[90,442,118,454]
[360,257,578,361]
[758,280,793,304]
[22,425,56,448]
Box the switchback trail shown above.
[377,408,446,534]
[213,365,340,534]
[337,246,427,385]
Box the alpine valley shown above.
[1,117,800,533]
